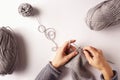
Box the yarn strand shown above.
[18,3,58,51]
[38,23,58,51]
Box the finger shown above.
[62,40,76,50]
[65,50,78,61]
[83,46,97,56]
[70,45,76,51]
[83,50,92,63]
[69,40,76,43]
[65,45,76,54]
[98,49,103,54]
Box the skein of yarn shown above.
[0,27,18,75]
[86,0,120,31]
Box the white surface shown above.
[0,0,119,80]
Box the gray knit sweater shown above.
[35,62,118,80]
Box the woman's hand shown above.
[83,46,113,80]
[51,40,78,69]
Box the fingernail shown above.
[83,48,85,50]
[83,50,86,53]
[75,51,78,54]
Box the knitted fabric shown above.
[65,50,95,80]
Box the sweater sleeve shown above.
[35,62,62,80]
[100,70,118,80]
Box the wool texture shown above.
[0,27,18,75]
[65,50,95,80]
[86,0,120,31]
[18,3,33,17]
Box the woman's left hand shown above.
[51,40,78,68]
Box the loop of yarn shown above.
[86,0,120,31]
[0,27,18,75]
[38,25,58,51]
[18,3,33,17]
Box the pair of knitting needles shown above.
[68,41,83,56]
[68,41,114,64]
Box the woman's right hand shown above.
[83,46,113,80]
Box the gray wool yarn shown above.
[0,27,18,75]
[65,48,95,80]
[86,0,120,31]
[18,3,58,51]
[18,3,33,17]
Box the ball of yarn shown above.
[18,3,33,17]
[86,0,120,31]
[0,27,18,75]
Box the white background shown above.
[0,0,119,80]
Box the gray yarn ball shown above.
[0,27,18,75]
[18,3,33,17]
[86,0,120,31]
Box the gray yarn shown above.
[18,3,33,17]
[18,3,58,51]
[38,25,58,51]
[86,0,120,31]
[0,27,18,75]
[65,46,95,80]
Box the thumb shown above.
[65,51,78,61]
[83,50,92,63]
